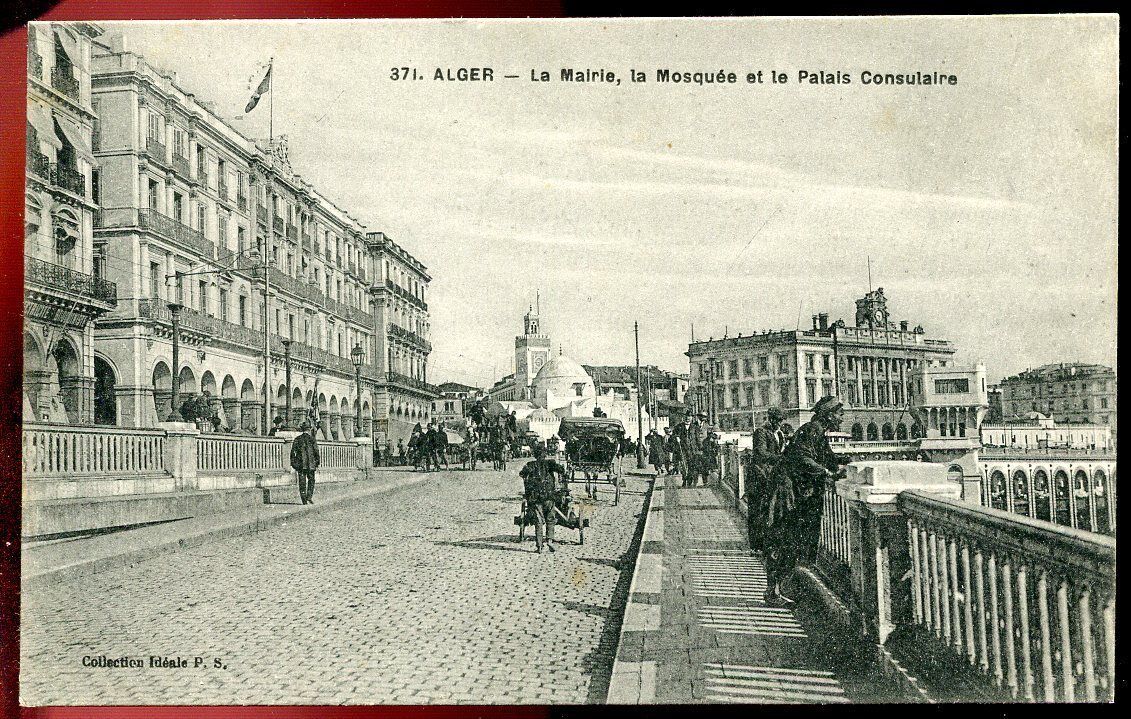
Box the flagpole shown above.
[269,57,274,142]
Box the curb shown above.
[606,475,660,705]
[22,473,432,589]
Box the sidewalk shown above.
[22,468,432,589]
[607,472,907,704]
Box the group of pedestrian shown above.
[745,398,849,607]
[407,421,450,472]
[643,413,720,487]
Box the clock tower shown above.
[515,298,551,400]
[855,287,892,329]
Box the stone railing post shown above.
[159,421,199,492]
[277,429,301,487]
[354,434,373,475]
[837,461,962,644]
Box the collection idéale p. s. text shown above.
[391,67,960,86]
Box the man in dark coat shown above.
[745,407,786,554]
[661,427,674,475]
[520,444,567,553]
[762,396,848,606]
[290,419,321,505]
[424,422,444,471]
[700,431,721,485]
[646,429,665,473]
[669,415,702,487]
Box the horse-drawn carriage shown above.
[558,417,625,505]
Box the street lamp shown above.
[282,338,292,429]
[351,342,365,435]
[167,301,183,421]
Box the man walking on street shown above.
[646,428,665,474]
[290,419,321,505]
[670,414,701,487]
[746,407,786,554]
[762,396,848,606]
[521,444,567,553]
[662,427,674,475]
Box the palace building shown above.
[686,288,957,439]
[24,22,118,426]
[84,33,437,443]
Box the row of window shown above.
[1024,380,1114,397]
[696,352,930,382]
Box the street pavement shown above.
[20,463,650,705]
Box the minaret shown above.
[515,294,551,400]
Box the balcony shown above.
[172,153,190,178]
[386,371,440,397]
[388,323,432,352]
[247,266,326,305]
[286,225,297,241]
[198,170,211,189]
[50,66,79,101]
[237,193,248,212]
[383,279,428,312]
[273,216,283,235]
[218,179,229,200]
[138,299,262,351]
[26,257,117,308]
[137,209,215,259]
[256,205,267,224]
[29,52,43,81]
[144,137,167,164]
[27,153,86,198]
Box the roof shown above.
[534,354,591,385]
[437,381,481,394]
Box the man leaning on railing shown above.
[762,396,849,607]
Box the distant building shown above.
[999,363,1117,442]
[686,288,956,436]
[431,381,482,426]
[986,383,1003,423]
[981,412,1112,451]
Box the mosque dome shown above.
[533,354,595,409]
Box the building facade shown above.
[998,363,1117,442]
[686,288,956,436]
[431,381,483,426]
[24,22,118,426]
[981,413,1113,451]
[490,301,551,401]
[86,32,437,443]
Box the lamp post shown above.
[282,338,292,429]
[167,301,183,421]
[351,342,365,435]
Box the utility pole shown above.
[167,301,183,421]
[634,321,645,469]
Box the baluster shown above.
[1103,593,1115,703]
[961,542,975,665]
[938,530,954,646]
[1001,557,1019,698]
[1056,578,1075,701]
[1016,563,1035,700]
[1079,586,1096,701]
[929,530,942,636]
[948,536,963,653]
[988,552,1003,687]
[1037,569,1056,701]
[909,520,923,624]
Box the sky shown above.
[92,17,1119,387]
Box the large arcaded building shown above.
[686,288,958,440]
[86,31,437,444]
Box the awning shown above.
[53,27,80,66]
[27,102,62,149]
[53,113,95,164]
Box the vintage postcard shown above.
[19,16,1116,705]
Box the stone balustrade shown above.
[23,422,166,477]
[197,433,283,473]
[319,441,361,470]
[902,492,1114,702]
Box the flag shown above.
[244,62,272,114]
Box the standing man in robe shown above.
[745,407,786,554]
[762,397,848,606]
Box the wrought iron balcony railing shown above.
[53,162,85,196]
[26,256,117,306]
[26,149,51,179]
[145,136,167,163]
[138,209,215,259]
[218,179,229,199]
[237,193,248,212]
[172,154,190,178]
[387,323,432,352]
[29,52,43,81]
[273,216,284,234]
[286,225,297,241]
[386,371,440,396]
[50,66,79,100]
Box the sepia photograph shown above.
[16,15,1117,706]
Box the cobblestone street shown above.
[21,467,649,705]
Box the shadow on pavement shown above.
[433,534,531,554]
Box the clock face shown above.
[873,308,888,325]
[534,356,544,370]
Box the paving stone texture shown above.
[20,466,649,705]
